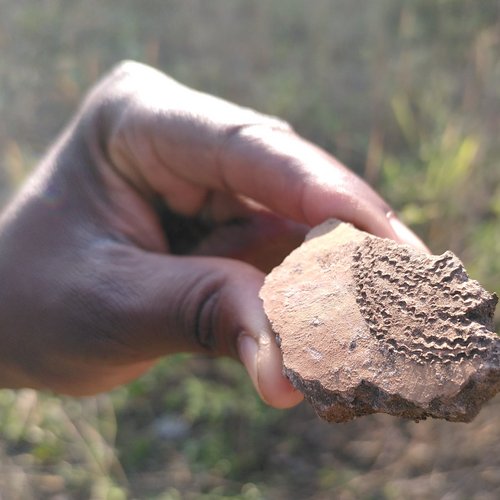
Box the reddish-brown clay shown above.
[260,220,500,422]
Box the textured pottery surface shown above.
[260,220,500,422]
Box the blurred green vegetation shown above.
[1,0,500,498]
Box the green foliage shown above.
[1,0,500,498]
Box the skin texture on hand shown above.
[0,61,428,408]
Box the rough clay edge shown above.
[283,364,500,423]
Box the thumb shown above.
[105,245,303,409]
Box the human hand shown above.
[0,61,427,408]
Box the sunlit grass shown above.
[1,1,500,498]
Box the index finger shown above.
[102,61,428,250]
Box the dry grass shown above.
[1,1,500,498]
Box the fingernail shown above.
[387,213,431,254]
[237,334,267,403]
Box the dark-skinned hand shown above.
[0,61,428,408]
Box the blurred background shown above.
[1,0,500,498]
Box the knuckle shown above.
[247,114,294,134]
[105,60,163,90]
[186,271,228,353]
[219,106,295,156]
[109,59,147,80]
[223,118,294,146]
[84,61,158,120]
[264,115,295,133]
[193,286,222,352]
